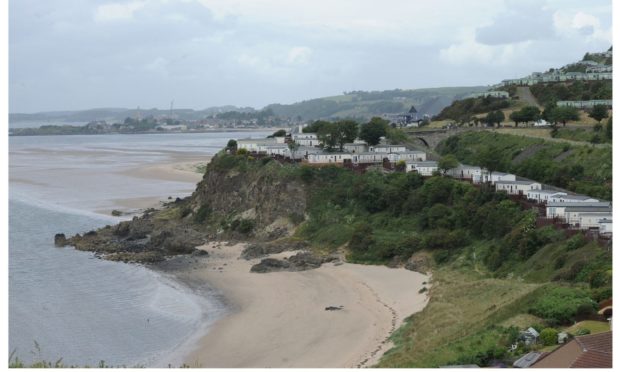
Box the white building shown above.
[599,218,613,235]
[292,133,319,147]
[495,180,542,195]
[343,142,368,153]
[546,202,611,219]
[447,164,482,180]
[369,145,407,153]
[526,190,568,204]
[237,138,279,152]
[307,152,352,164]
[388,151,426,162]
[406,161,439,176]
[564,207,612,228]
[352,152,390,164]
[264,144,290,156]
[474,171,517,185]
[558,195,600,203]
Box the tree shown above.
[303,120,330,133]
[438,154,459,175]
[550,106,580,127]
[485,110,505,127]
[589,104,609,123]
[317,122,339,151]
[271,129,287,137]
[360,117,389,146]
[510,106,539,127]
[477,145,504,183]
[540,328,558,346]
[226,139,237,151]
[335,120,359,150]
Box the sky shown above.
[8,0,612,113]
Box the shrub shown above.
[540,328,558,346]
[529,287,596,324]
[565,234,587,251]
[236,219,255,234]
[575,328,591,336]
[193,205,211,224]
[236,148,248,155]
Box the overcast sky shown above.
[9,0,612,113]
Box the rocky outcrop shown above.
[59,154,310,264]
[250,252,339,273]
[241,239,310,260]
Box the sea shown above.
[8,131,271,367]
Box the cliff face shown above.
[58,154,309,263]
[190,162,307,232]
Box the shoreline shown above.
[9,127,285,137]
[161,242,430,368]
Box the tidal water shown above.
[8,131,271,366]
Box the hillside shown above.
[266,87,487,120]
[57,146,611,367]
[10,87,486,125]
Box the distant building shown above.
[466,91,509,99]
[557,100,612,109]
[292,133,319,147]
[495,180,542,195]
[526,190,567,204]
[406,161,438,176]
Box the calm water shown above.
[9,131,271,366]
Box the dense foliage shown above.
[434,96,511,122]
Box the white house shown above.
[526,190,568,204]
[343,142,368,153]
[495,180,542,195]
[290,145,322,160]
[406,161,439,176]
[292,133,319,147]
[352,152,390,164]
[475,171,517,185]
[599,218,613,235]
[389,151,426,162]
[564,208,612,228]
[447,164,482,180]
[307,152,352,164]
[558,194,600,203]
[237,138,279,152]
[264,144,290,156]
[369,145,407,153]
[546,202,611,219]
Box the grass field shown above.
[564,320,610,335]
[377,265,542,367]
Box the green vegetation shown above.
[437,131,612,200]
[359,117,389,145]
[180,151,613,367]
[435,96,512,122]
[540,328,558,346]
[509,106,540,127]
[485,110,505,127]
[552,127,610,144]
[589,104,609,123]
[529,80,612,106]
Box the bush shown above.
[236,219,255,234]
[565,234,587,251]
[575,328,591,336]
[529,287,596,324]
[193,205,211,224]
[540,328,558,346]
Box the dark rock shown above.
[325,306,344,311]
[241,240,309,260]
[191,249,209,256]
[250,258,291,273]
[405,255,430,274]
[54,233,67,246]
[111,210,123,217]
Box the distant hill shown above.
[10,87,486,126]
[265,87,487,120]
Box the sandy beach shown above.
[171,243,430,368]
